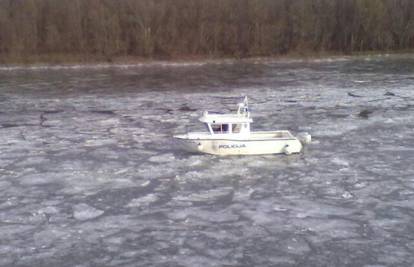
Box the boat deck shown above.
[175,130,296,141]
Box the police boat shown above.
[173,97,311,155]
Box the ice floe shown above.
[73,203,104,221]
[126,194,159,207]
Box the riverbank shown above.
[1,50,413,68]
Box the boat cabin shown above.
[199,98,253,136]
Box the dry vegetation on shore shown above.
[1,0,414,64]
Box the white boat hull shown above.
[173,97,310,156]
[174,135,303,155]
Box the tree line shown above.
[0,0,413,62]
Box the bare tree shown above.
[0,0,413,62]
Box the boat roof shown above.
[199,113,253,124]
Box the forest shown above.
[0,0,414,63]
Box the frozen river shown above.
[0,55,414,267]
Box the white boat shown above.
[173,97,311,155]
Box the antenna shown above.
[243,96,249,117]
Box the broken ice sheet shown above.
[1,55,414,266]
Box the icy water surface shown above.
[0,55,414,267]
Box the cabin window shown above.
[232,124,241,133]
[211,124,221,133]
[211,124,229,134]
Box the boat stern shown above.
[297,132,312,145]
